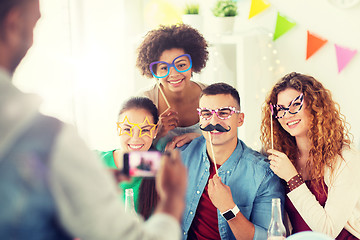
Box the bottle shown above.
[124,188,136,215]
[267,198,286,240]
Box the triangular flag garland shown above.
[335,44,358,73]
[243,1,358,73]
[248,0,271,19]
[273,12,297,41]
[306,31,328,60]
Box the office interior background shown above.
[13,0,360,151]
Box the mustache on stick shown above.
[199,123,231,132]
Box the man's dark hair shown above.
[0,0,25,24]
[201,82,241,109]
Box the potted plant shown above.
[182,3,203,31]
[211,0,238,34]
[184,3,199,15]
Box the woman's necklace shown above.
[296,154,310,180]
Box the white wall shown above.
[234,0,360,149]
[197,0,360,150]
[13,0,360,151]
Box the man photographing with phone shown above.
[0,1,187,239]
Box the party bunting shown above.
[335,44,357,73]
[248,0,271,19]
[245,1,358,72]
[273,13,297,41]
[306,31,328,60]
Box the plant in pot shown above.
[182,3,203,31]
[184,3,199,15]
[211,0,238,34]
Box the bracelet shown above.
[286,174,304,192]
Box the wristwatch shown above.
[221,205,240,221]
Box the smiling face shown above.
[276,88,310,138]
[199,94,244,148]
[118,108,157,152]
[157,48,192,93]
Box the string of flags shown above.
[248,0,358,73]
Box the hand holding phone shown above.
[123,151,162,177]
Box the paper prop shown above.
[273,12,296,41]
[335,44,357,73]
[199,123,231,132]
[248,0,271,19]
[306,31,328,60]
[117,116,157,138]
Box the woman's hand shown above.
[267,149,298,182]
[165,132,201,151]
[157,108,179,139]
[208,175,235,213]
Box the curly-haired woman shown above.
[260,72,360,239]
[136,24,209,151]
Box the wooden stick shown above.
[208,131,218,176]
[270,105,274,149]
[156,79,171,108]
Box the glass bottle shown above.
[267,198,286,240]
[124,188,136,215]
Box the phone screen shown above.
[123,151,162,177]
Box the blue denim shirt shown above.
[180,136,285,240]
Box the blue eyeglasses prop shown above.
[272,93,304,119]
[149,54,192,79]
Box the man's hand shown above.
[155,150,187,222]
[208,175,236,213]
[108,169,130,183]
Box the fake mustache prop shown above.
[199,124,231,132]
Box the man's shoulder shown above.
[179,136,205,153]
[239,140,271,172]
[178,136,205,165]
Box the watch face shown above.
[223,210,235,221]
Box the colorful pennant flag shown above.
[248,0,271,19]
[335,44,357,73]
[306,31,328,60]
[273,13,296,41]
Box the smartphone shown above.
[123,151,162,177]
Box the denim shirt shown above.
[180,136,285,240]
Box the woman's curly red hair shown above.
[260,72,351,183]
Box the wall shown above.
[231,0,360,150]
[13,0,360,151]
